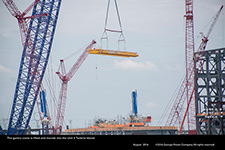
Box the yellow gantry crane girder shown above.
[90,0,139,58]
[88,48,139,58]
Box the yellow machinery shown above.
[88,1,139,58]
[88,48,139,58]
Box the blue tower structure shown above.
[40,90,49,135]
[40,90,47,118]
[7,0,62,135]
[132,90,138,116]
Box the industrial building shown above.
[64,126,177,135]
[64,90,178,135]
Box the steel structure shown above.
[162,2,223,135]
[55,40,96,134]
[194,48,225,135]
[178,5,224,134]
[4,0,62,135]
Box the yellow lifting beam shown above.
[88,48,139,58]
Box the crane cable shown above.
[104,0,122,30]
[101,0,126,50]
[63,42,90,61]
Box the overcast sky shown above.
[0,0,225,130]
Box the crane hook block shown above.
[88,48,139,58]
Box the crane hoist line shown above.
[89,0,139,58]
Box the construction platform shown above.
[64,126,178,135]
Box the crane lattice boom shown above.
[4,0,62,135]
[55,40,96,134]
[197,5,223,52]
[161,2,223,135]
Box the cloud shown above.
[163,64,183,71]
[113,60,159,71]
[146,102,158,108]
[0,65,11,73]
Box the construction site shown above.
[0,0,225,136]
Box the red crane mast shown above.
[179,4,224,134]
[184,0,196,134]
[55,40,96,134]
[162,0,196,133]
[161,2,223,135]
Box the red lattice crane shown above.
[179,4,224,134]
[159,2,223,135]
[184,0,196,134]
[162,0,195,134]
[197,5,223,52]
[2,0,47,47]
[54,40,96,134]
